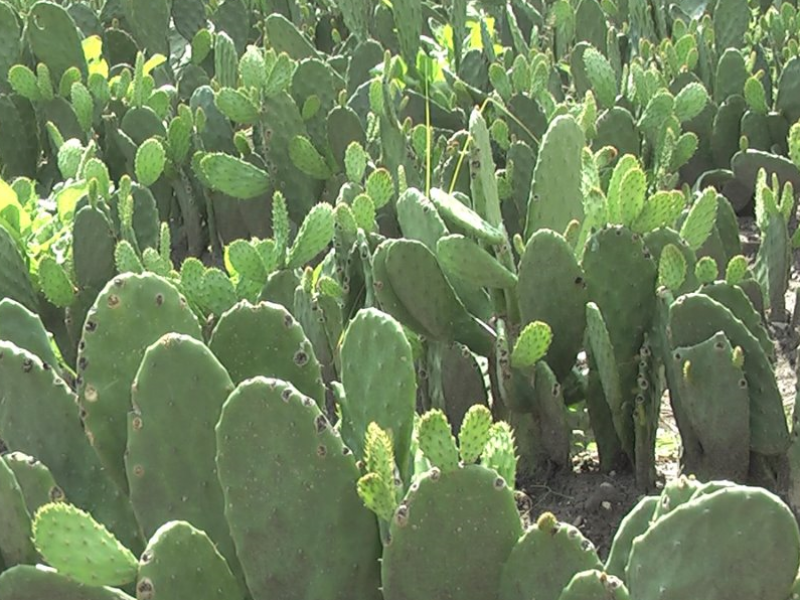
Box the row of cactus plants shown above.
[1,279,800,600]
[2,0,800,595]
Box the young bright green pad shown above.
[339,308,416,481]
[725,254,748,284]
[557,570,630,600]
[642,227,698,295]
[482,422,517,486]
[209,300,325,406]
[3,452,64,515]
[33,502,137,587]
[382,465,522,600]
[0,458,37,568]
[500,513,603,600]
[604,495,657,579]
[0,341,141,552]
[288,135,332,179]
[417,410,460,473]
[679,189,718,251]
[617,167,647,228]
[458,405,493,465]
[657,244,686,292]
[0,565,135,600]
[216,377,382,600]
[37,256,74,308]
[694,256,718,283]
[511,321,552,369]
[583,46,617,109]
[627,486,800,600]
[136,521,244,600]
[0,298,58,367]
[126,333,240,578]
[668,293,789,455]
[215,88,260,124]
[78,273,202,492]
[357,472,396,522]
[285,203,335,269]
[134,139,166,187]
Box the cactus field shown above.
[7,0,800,597]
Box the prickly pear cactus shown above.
[0,226,37,313]
[525,115,586,237]
[0,565,135,600]
[0,458,37,569]
[417,409,461,473]
[339,308,417,482]
[604,495,658,579]
[517,230,587,380]
[627,486,800,600]
[582,226,658,466]
[381,464,522,600]
[208,300,325,406]
[2,453,63,515]
[77,274,202,492]
[459,406,493,465]
[499,512,603,600]
[668,293,789,456]
[0,342,141,553]
[0,299,58,368]
[136,521,243,600]
[372,239,493,356]
[557,570,631,600]
[216,377,383,600]
[32,503,137,587]
[126,333,241,582]
[671,332,750,481]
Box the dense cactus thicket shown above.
[4,0,800,597]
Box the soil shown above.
[517,214,800,560]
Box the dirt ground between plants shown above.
[519,215,800,559]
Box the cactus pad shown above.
[77,274,202,491]
[339,308,416,480]
[0,299,58,367]
[126,333,240,577]
[209,300,325,406]
[0,342,141,552]
[136,521,243,600]
[627,486,800,600]
[382,464,522,600]
[0,565,135,600]
[500,513,603,600]
[216,377,382,600]
[0,458,37,568]
[33,502,137,587]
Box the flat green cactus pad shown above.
[33,502,137,587]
